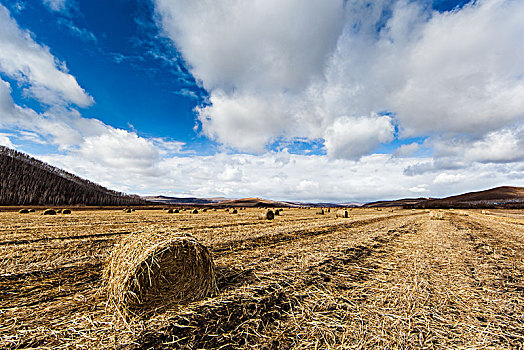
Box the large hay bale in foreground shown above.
[104,232,217,318]
[43,209,56,215]
[336,210,348,218]
[258,210,274,220]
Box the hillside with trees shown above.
[0,146,147,206]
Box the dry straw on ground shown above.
[103,231,218,319]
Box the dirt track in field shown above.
[0,208,523,349]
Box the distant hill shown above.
[0,146,148,206]
[363,197,432,207]
[143,196,228,205]
[412,186,524,209]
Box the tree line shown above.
[0,146,148,206]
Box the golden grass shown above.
[0,207,522,348]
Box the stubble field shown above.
[0,207,523,349]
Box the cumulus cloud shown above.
[0,4,92,107]
[154,0,524,160]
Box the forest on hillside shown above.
[0,146,147,206]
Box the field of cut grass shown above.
[0,207,523,349]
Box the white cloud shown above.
[0,4,92,107]
[324,115,395,159]
[42,0,67,12]
[433,173,466,184]
[154,0,524,161]
[0,134,14,148]
[395,142,420,157]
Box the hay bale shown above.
[166,209,174,214]
[232,209,238,214]
[327,208,330,213]
[124,209,132,213]
[258,210,274,220]
[56,209,63,214]
[174,209,180,213]
[192,209,198,214]
[19,209,30,214]
[274,209,280,216]
[104,232,217,318]
[28,209,35,213]
[62,209,71,214]
[316,208,324,215]
[203,208,207,212]
[336,210,348,218]
[43,209,56,215]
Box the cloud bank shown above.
[155,0,524,159]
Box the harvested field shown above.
[0,208,523,349]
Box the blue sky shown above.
[0,0,522,202]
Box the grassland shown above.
[0,207,523,349]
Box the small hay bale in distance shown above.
[202,208,207,212]
[62,209,71,214]
[19,209,30,214]
[336,209,348,218]
[56,209,63,214]
[104,232,217,318]
[124,208,132,213]
[28,209,35,213]
[258,209,275,220]
[274,209,280,216]
[192,209,198,214]
[166,208,174,214]
[316,208,324,215]
[231,209,238,214]
[43,209,56,215]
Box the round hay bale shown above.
[231,209,238,214]
[327,208,331,213]
[62,209,71,214]
[56,209,63,214]
[336,210,348,218]
[43,209,56,215]
[203,208,207,212]
[192,209,198,214]
[28,209,35,213]
[174,209,180,213]
[258,210,274,220]
[316,208,324,215]
[104,232,217,317]
[19,209,30,214]
[166,209,174,214]
[124,208,132,213]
